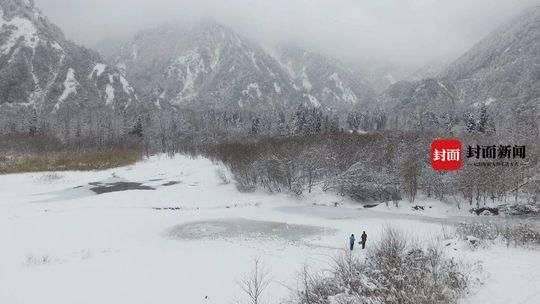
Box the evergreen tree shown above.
[330,115,340,134]
[290,105,307,135]
[130,117,144,138]
[478,104,488,133]
[466,113,476,133]
[251,117,261,135]
[322,115,330,133]
[28,109,38,136]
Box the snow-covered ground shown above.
[1,155,539,304]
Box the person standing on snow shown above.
[360,231,367,249]
[349,234,356,250]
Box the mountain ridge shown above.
[111,21,377,113]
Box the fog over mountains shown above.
[109,21,377,112]
[379,5,540,132]
[0,0,539,135]
[111,22,297,112]
[444,6,540,106]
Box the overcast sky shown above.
[35,0,538,67]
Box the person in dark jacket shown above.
[360,231,367,249]
[349,234,356,250]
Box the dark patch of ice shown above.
[90,182,155,194]
[163,181,181,186]
[363,204,379,209]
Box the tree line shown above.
[1,101,537,206]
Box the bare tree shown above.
[299,265,313,304]
[237,259,271,304]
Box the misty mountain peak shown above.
[112,21,378,112]
[443,4,540,105]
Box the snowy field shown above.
[1,155,539,304]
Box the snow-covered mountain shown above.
[0,0,138,115]
[273,45,376,112]
[2,0,537,135]
[443,5,540,107]
[378,5,540,131]
[111,22,377,113]
[377,77,463,130]
[380,78,460,113]
[112,22,298,112]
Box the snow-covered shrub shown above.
[499,222,540,247]
[291,181,304,197]
[235,178,257,193]
[361,228,468,304]
[324,161,400,203]
[216,167,231,185]
[456,222,499,243]
[464,236,482,249]
[457,221,540,248]
[295,266,342,304]
[499,203,540,216]
[288,228,470,304]
[25,254,52,266]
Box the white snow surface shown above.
[56,68,79,107]
[170,50,208,103]
[119,75,134,95]
[90,63,107,78]
[301,67,312,91]
[105,84,115,105]
[1,155,539,304]
[274,82,282,93]
[243,83,262,99]
[50,41,63,52]
[329,73,358,104]
[131,44,138,60]
[304,94,321,107]
[0,16,39,55]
